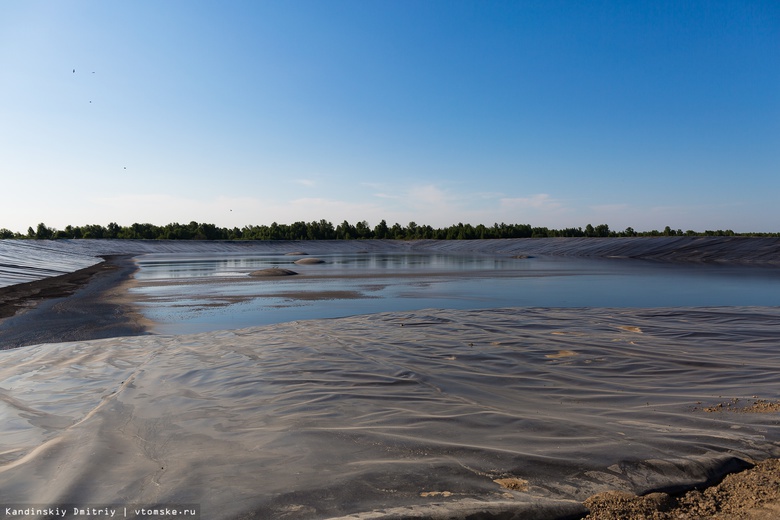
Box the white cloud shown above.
[406,184,451,208]
[383,184,478,226]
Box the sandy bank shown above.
[0,255,148,349]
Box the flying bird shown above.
[72,69,75,73]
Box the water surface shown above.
[131,252,780,334]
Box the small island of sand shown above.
[248,268,299,277]
[293,257,325,265]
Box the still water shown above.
[131,252,780,334]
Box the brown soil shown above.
[0,255,148,349]
[0,260,110,320]
[584,458,780,519]
[697,398,780,414]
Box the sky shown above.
[1,1,778,234]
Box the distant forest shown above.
[2,221,778,240]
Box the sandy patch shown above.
[584,459,780,519]
[699,398,780,414]
[493,477,529,491]
[545,349,578,359]
[0,255,150,349]
[420,491,455,497]
[248,268,299,277]
[617,325,643,333]
[294,257,325,265]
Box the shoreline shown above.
[0,255,149,349]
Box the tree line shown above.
[1,221,777,240]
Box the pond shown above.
[130,252,780,334]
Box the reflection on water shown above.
[131,252,780,334]
[133,252,545,279]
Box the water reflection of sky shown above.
[131,252,780,334]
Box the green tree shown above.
[407,221,419,239]
[373,219,389,239]
[391,222,404,239]
[106,222,121,238]
[35,222,55,239]
[355,220,372,239]
[336,220,356,239]
[531,227,550,238]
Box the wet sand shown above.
[0,255,149,349]
[1,241,780,518]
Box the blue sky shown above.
[2,0,778,233]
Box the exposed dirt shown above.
[0,255,148,349]
[584,458,780,519]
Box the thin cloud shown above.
[589,203,629,213]
[407,184,450,208]
[500,194,562,211]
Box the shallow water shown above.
[130,252,780,334]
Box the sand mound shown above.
[293,257,325,265]
[248,268,298,277]
[584,459,780,519]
